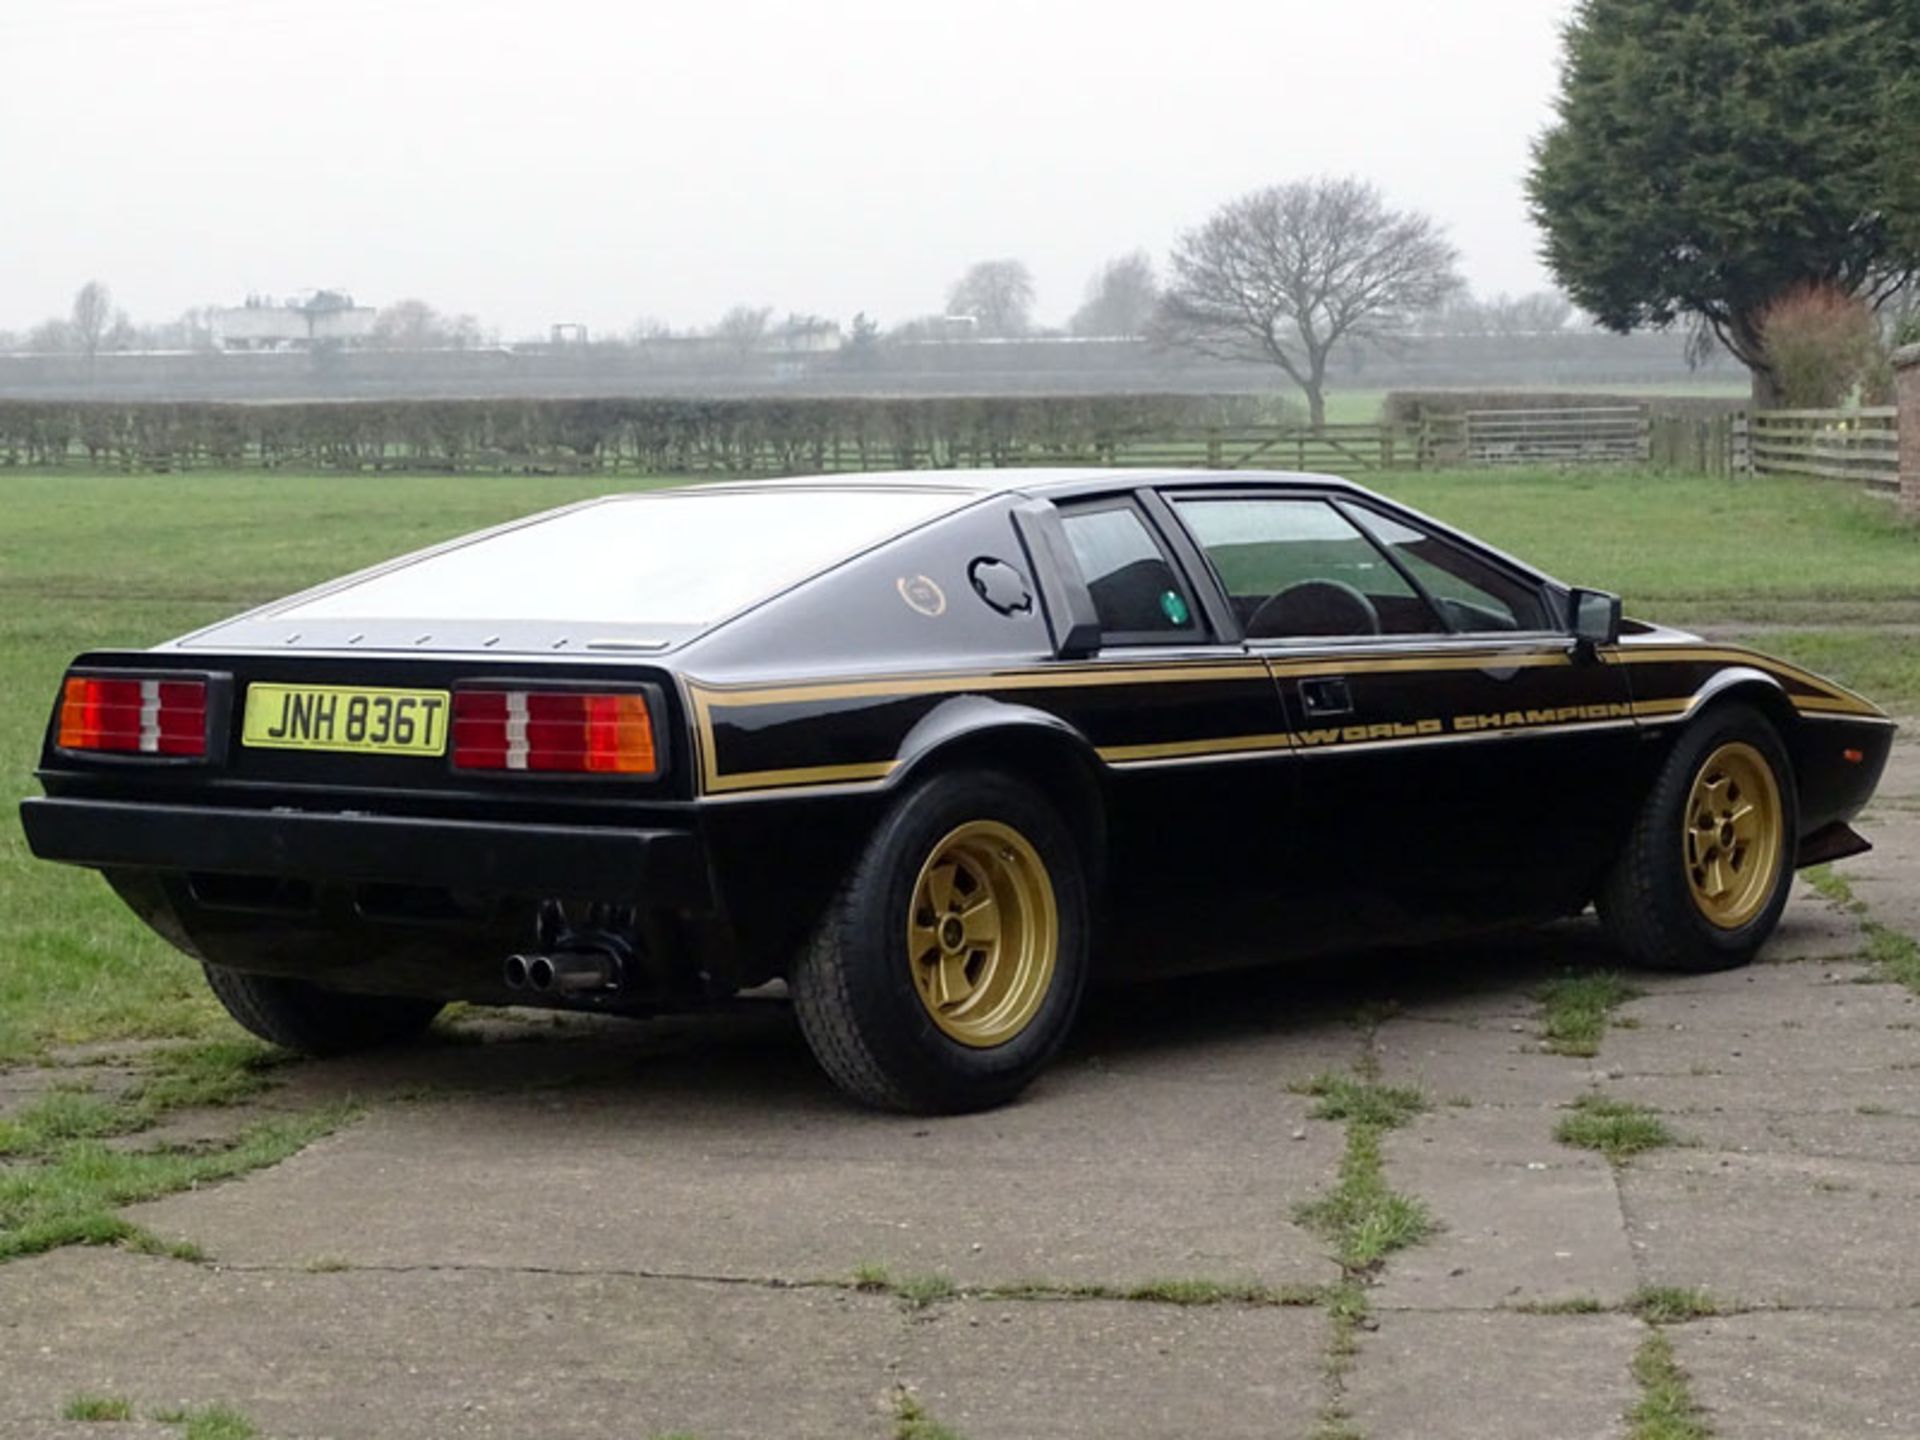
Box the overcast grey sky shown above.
[0,0,1575,339]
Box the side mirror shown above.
[1569,587,1622,649]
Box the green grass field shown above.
[0,466,1912,1061]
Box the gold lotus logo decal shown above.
[897,575,947,617]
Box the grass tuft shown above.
[849,1261,892,1292]
[0,1105,357,1263]
[0,1039,286,1165]
[892,1273,959,1310]
[1538,971,1641,1057]
[1510,1295,1608,1315]
[1628,1332,1711,1440]
[1297,1122,1435,1271]
[1556,1095,1675,1163]
[0,1090,128,1156]
[891,1388,964,1440]
[132,1040,284,1112]
[1802,866,1920,991]
[1291,1073,1429,1129]
[63,1395,135,1422]
[177,1405,260,1440]
[1629,1286,1722,1325]
[1864,924,1920,991]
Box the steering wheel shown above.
[1245,579,1381,640]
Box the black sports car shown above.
[22,470,1894,1111]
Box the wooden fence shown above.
[1746,407,1900,491]
[1460,406,1649,465]
[865,422,1420,474]
[0,396,1898,482]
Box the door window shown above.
[1058,503,1202,642]
[1170,497,1443,640]
[1343,507,1551,633]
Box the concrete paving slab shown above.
[0,1249,1325,1440]
[0,1247,889,1440]
[1374,1108,1636,1310]
[1602,968,1920,1079]
[1372,1014,1599,1108]
[1344,1311,1642,1440]
[1621,1148,1920,1308]
[1758,890,1872,963]
[1678,1312,1920,1439]
[1849,817,1920,948]
[1847,722,1920,944]
[127,1061,1345,1291]
[1673,1107,1920,1165]
[893,1298,1324,1440]
[1606,1066,1920,1119]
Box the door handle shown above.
[1298,676,1353,718]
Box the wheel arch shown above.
[1676,668,1809,823]
[887,696,1110,893]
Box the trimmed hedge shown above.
[0,394,1287,474]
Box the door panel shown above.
[1053,498,1301,978]
[1272,638,1641,946]
[1155,488,1641,952]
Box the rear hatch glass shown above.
[184,486,971,653]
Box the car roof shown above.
[663,468,1372,501]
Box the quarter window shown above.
[1170,497,1443,640]
[1343,507,1550,633]
[1059,504,1201,641]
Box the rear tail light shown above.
[57,675,210,758]
[451,688,659,776]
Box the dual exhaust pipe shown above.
[503,948,621,996]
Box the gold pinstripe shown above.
[684,642,1888,797]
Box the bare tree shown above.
[713,305,773,358]
[1432,289,1575,336]
[947,259,1036,338]
[1159,178,1463,428]
[27,319,74,353]
[371,299,481,350]
[71,280,114,362]
[1070,251,1159,337]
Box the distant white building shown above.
[211,292,376,351]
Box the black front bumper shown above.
[20,797,712,910]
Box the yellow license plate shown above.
[242,684,451,757]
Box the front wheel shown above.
[1597,703,1797,972]
[791,770,1090,1113]
[203,966,442,1056]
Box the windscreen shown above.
[274,488,969,627]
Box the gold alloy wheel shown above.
[906,819,1059,1048]
[1683,741,1785,930]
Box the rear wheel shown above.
[1598,703,1797,972]
[202,965,442,1056]
[791,769,1090,1113]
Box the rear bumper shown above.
[19,797,712,910]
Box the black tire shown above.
[202,965,442,1057]
[791,769,1091,1113]
[1597,702,1798,972]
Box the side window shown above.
[1058,503,1201,642]
[1170,497,1444,640]
[1344,506,1551,634]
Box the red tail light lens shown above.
[57,675,209,757]
[451,689,658,776]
